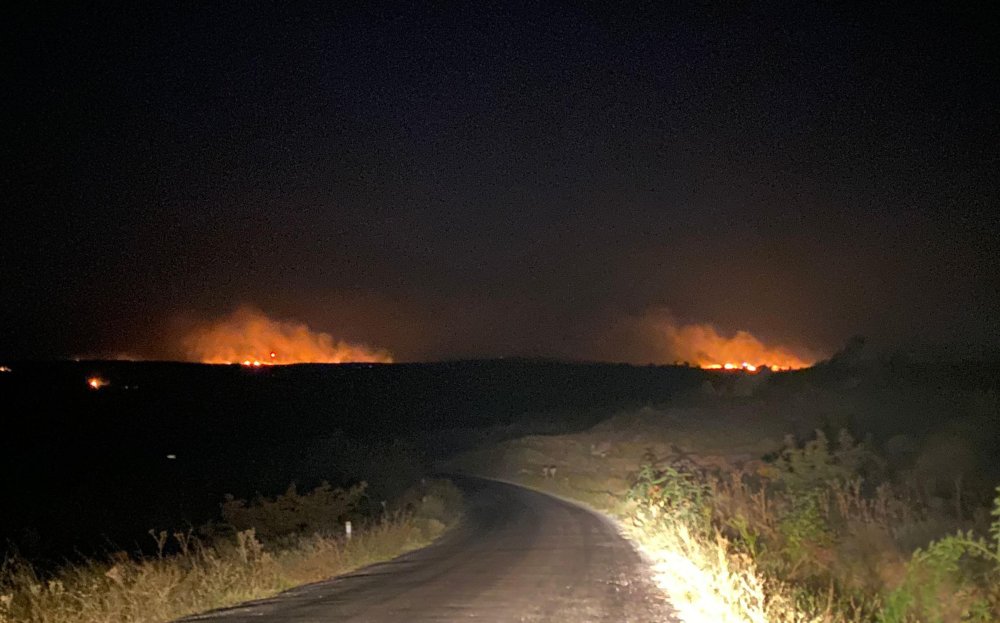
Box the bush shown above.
[413,479,463,525]
[219,481,367,542]
[411,479,464,540]
[771,429,882,494]
[880,486,1000,623]
[627,450,712,532]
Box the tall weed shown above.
[629,433,1000,622]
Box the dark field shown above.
[0,359,705,563]
[4,357,999,569]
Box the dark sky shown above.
[3,2,999,361]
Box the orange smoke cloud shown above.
[661,321,815,370]
[182,307,393,365]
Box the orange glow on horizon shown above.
[183,307,393,365]
[662,321,816,372]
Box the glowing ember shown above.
[661,321,815,371]
[183,307,393,365]
[0,366,11,373]
[87,376,108,389]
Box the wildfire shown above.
[87,376,108,389]
[662,321,815,372]
[702,362,790,372]
[182,307,393,365]
[238,351,281,367]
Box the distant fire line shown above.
[658,320,816,371]
[700,362,797,372]
[239,351,279,367]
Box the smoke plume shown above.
[596,310,819,368]
[661,321,815,369]
[182,307,393,364]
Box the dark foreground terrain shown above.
[4,354,999,571]
[183,477,671,623]
[0,359,703,562]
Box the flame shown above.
[88,376,108,389]
[662,322,814,371]
[182,307,393,365]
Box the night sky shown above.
[4,2,999,362]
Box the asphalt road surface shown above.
[183,476,673,622]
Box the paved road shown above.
[184,476,673,622]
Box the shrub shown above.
[772,429,881,494]
[880,486,1000,623]
[220,481,367,542]
[778,490,833,568]
[407,479,464,540]
[628,450,712,532]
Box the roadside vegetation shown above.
[622,434,1000,622]
[449,358,1000,622]
[0,479,462,623]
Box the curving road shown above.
[183,476,673,622]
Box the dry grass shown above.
[0,479,462,623]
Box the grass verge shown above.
[0,478,462,623]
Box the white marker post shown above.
[345,521,352,540]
